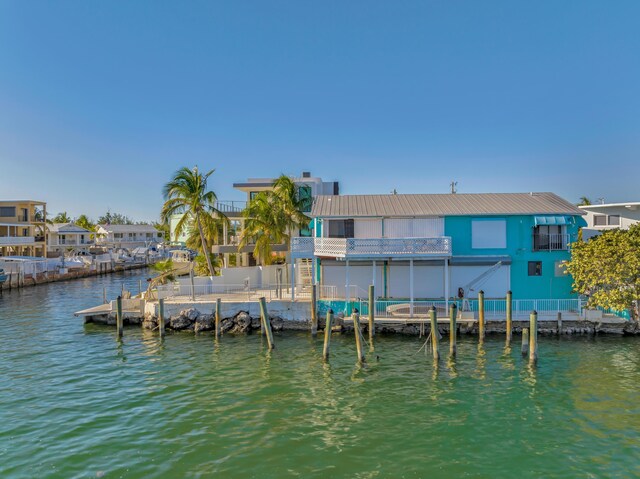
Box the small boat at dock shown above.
[0,268,8,285]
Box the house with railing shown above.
[95,224,163,249]
[291,192,586,316]
[47,222,94,256]
[0,200,47,258]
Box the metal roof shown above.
[311,193,584,218]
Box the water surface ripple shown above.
[1,271,639,478]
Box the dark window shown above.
[528,261,542,276]
[608,215,620,226]
[593,215,607,226]
[298,185,312,213]
[328,219,354,238]
[0,207,16,217]
[250,191,260,201]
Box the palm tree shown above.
[185,215,225,275]
[239,175,310,265]
[578,196,592,206]
[52,211,72,223]
[161,166,227,277]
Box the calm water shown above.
[1,271,640,478]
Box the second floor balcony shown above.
[532,233,571,251]
[291,236,452,259]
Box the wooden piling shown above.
[311,284,318,336]
[430,306,439,361]
[158,298,165,338]
[521,328,529,357]
[557,311,562,335]
[259,297,274,350]
[215,298,222,340]
[353,310,365,363]
[478,290,485,341]
[103,287,107,304]
[323,309,334,361]
[368,285,375,345]
[116,296,123,338]
[506,290,512,345]
[449,303,457,357]
[529,310,538,363]
[190,268,196,301]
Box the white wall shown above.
[321,261,384,298]
[384,218,444,238]
[581,205,640,230]
[387,264,445,298]
[354,219,383,238]
[449,265,510,298]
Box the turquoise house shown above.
[291,192,586,306]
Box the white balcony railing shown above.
[0,236,36,245]
[291,236,452,258]
[533,233,571,251]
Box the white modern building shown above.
[96,224,163,249]
[47,223,93,256]
[579,202,640,240]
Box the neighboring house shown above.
[0,200,47,258]
[95,224,163,249]
[47,223,93,256]
[290,192,586,302]
[579,202,640,240]
[171,171,340,267]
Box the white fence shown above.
[291,236,452,258]
[155,281,314,301]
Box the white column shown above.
[409,258,414,318]
[372,260,376,289]
[290,260,295,301]
[345,259,350,304]
[444,258,449,313]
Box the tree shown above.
[153,221,170,242]
[577,196,592,206]
[98,210,133,225]
[150,258,175,285]
[185,217,225,275]
[52,211,72,223]
[161,166,227,277]
[239,175,310,265]
[75,214,95,232]
[565,224,640,320]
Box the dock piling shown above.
[116,295,123,338]
[529,310,538,364]
[430,306,440,361]
[311,284,318,336]
[368,285,375,347]
[215,298,221,340]
[323,309,334,361]
[353,309,365,363]
[158,298,165,338]
[557,311,562,335]
[521,328,529,357]
[506,290,512,345]
[478,290,485,341]
[449,303,457,357]
[259,297,274,350]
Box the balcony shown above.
[291,237,452,259]
[53,239,94,246]
[532,233,570,251]
[215,200,247,216]
[0,236,36,245]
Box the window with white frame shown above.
[593,215,607,226]
[608,215,620,226]
[471,220,506,249]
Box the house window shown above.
[471,220,506,249]
[528,261,542,276]
[299,185,313,213]
[129,233,134,238]
[0,207,16,217]
[533,225,567,251]
[608,215,620,226]
[250,191,260,201]
[593,215,607,226]
[114,233,123,239]
[22,228,29,237]
[146,233,153,238]
[328,219,354,238]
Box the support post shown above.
[215,298,221,340]
[311,284,318,336]
[449,303,457,357]
[158,298,165,338]
[139,279,142,296]
[290,261,295,302]
[353,310,365,363]
[409,259,414,318]
[506,290,513,345]
[368,284,375,347]
[521,328,529,357]
[444,258,449,313]
[259,297,274,350]
[529,310,538,364]
[190,267,195,301]
[345,260,350,315]
[478,290,485,341]
[557,311,562,335]
[323,309,334,361]
[430,306,439,361]
[103,287,107,304]
[116,296,123,338]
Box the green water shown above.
[1,271,640,478]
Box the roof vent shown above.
[302,171,311,178]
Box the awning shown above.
[534,216,571,226]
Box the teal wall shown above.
[444,215,586,300]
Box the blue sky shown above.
[1,1,639,221]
